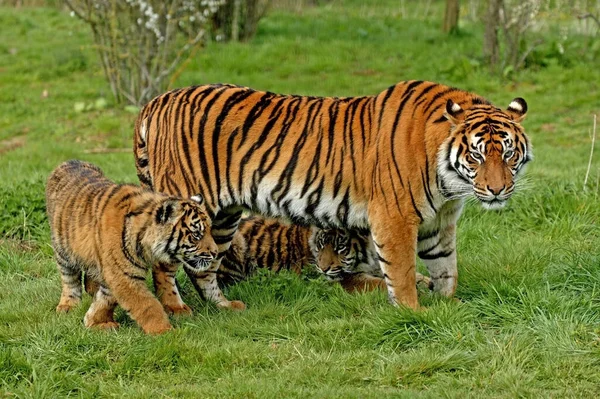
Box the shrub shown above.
[65,0,225,106]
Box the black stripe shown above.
[418,229,439,241]
[239,91,274,149]
[196,86,231,206]
[386,162,404,216]
[124,271,146,281]
[418,249,453,260]
[121,216,149,271]
[425,87,460,121]
[326,100,340,165]
[407,181,424,222]
[211,89,256,205]
[422,153,436,212]
[377,85,396,129]
[271,99,318,204]
[238,97,290,196]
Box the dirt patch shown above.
[0,136,26,155]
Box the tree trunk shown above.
[483,0,502,68]
[231,0,241,41]
[443,0,460,33]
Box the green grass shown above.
[1,1,600,397]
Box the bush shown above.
[65,0,225,106]
[210,0,270,42]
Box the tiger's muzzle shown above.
[182,253,215,273]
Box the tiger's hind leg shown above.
[184,206,246,310]
[84,285,119,330]
[84,272,100,296]
[55,250,83,313]
[153,262,192,316]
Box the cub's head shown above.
[149,195,217,274]
[438,98,531,210]
[310,229,375,280]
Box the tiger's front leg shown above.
[185,260,245,310]
[417,201,463,297]
[153,262,192,315]
[184,206,246,310]
[369,211,420,309]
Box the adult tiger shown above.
[134,81,530,310]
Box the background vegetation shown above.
[1,0,599,397]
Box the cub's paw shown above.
[217,300,246,311]
[415,273,432,287]
[56,300,79,313]
[88,321,120,330]
[143,322,173,335]
[164,303,192,316]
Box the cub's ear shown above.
[190,194,204,206]
[506,97,527,122]
[444,99,466,125]
[155,199,178,224]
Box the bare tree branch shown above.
[578,13,600,28]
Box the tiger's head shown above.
[310,229,377,281]
[438,97,531,210]
[147,195,218,274]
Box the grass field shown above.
[1,1,600,397]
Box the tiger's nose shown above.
[487,185,504,196]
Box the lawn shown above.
[1,1,600,397]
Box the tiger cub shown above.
[219,216,430,292]
[46,160,232,335]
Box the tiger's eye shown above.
[470,151,484,162]
[504,150,515,160]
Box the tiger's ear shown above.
[190,194,204,206]
[444,99,465,126]
[506,98,527,122]
[190,194,207,212]
[155,199,178,224]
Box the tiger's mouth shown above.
[182,256,214,272]
[318,267,345,281]
[478,197,507,210]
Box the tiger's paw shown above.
[164,303,192,316]
[217,300,246,311]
